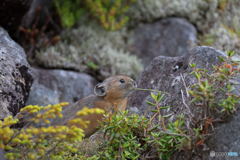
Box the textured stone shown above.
[26,68,96,106]
[0,27,33,119]
[128,18,196,66]
[128,46,225,112]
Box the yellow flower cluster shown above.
[67,107,105,128]
[0,116,18,149]
[0,103,104,159]
[68,118,90,128]
[19,102,69,124]
[76,107,105,116]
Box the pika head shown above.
[94,75,136,100]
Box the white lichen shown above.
[36,21,143,79]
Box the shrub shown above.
[54,0,85,28]
[189,51,240,115]
[84,0,136,30]
[95,92,188,160]
[0,103,104,160]
[54,0,136,30]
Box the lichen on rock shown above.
[36,21,143,80]
[128,0,210,25]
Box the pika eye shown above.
[119,79,125,83]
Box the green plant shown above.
[54,0,135,30]
[84,0,136,30]
[54,0,85,28]
[188,51,240,147]
[145,92,189,160]
[99,111,147,159]
[189,51,240,115]
[93,91,188,160]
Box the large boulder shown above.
[0,27,33,119]
[128,18,196,66]
[128,46,225,113]
[128,46,240,159]
[26,68,96,106]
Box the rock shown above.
[128,46,240,159]
[26,68,96,106]
[128,46,225,113]
[0,27,33,119]
[0,0,31,38]
[0,149,6,160]
[205,109,240,157]
[128,18,197,66]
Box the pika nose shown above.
[132,80,137,88]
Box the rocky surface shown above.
[128,18,196,66]
[205,109,240,156]
[128,46,240,159]
[0,149,6,160]
[0,27,33,119]
[26,68,96,106]
[128,46,225,113]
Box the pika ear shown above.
[94,83,106,97]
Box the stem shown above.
[134,88,162,94]
[157,131,190,139]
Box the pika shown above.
[54,75,136,137]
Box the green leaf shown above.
[227,50,235,57]
[189,63,196,68]
[146,101,156,106]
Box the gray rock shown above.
[128,18,197,66]
[128,46,240,159]
[205,109,240,159]
[0,149,6,160]
[128,46,225,113]
[26,68,96,106]
[0,27,33,119]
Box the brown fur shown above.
[52,75,136,137]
